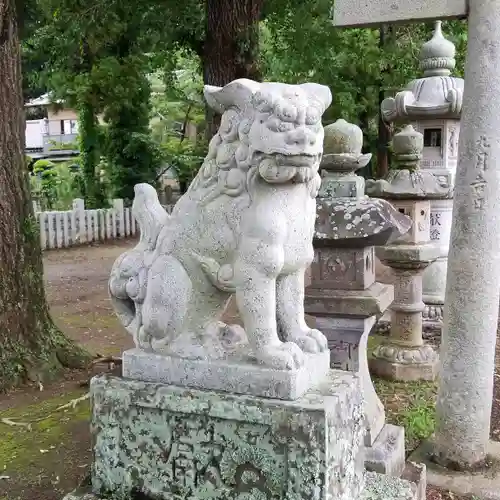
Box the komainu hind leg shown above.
[139,254,192,349]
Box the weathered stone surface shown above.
[315,197,412,248]
[369,125,440,383]
[361,472,420,500]
[411,441,500,499]
[318,120,372,199]
[392,200,433,245]
[323,118,364,155]
[381,22,464,122]
[370,350,438,382]
[332,0,467,27]
[91,373,365,500]
[366,170,452,200]
[314,316,368,371]
[62,491,99,500]
[64,471,423,500]
[376,244,441,269]
[308,246,376,291]
[433,0,500,468]
[402,462,427,500]
[314,316,385,449]
[62,478,98,500]
[122,348,330,400]
[365,424,406,477]
[108,78,333,377]
[305,281,394,318]
[366,126,452,202]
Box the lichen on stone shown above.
[89,374,364,500]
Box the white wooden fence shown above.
[34,198,175,250]
[34,198,136,250]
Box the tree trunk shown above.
[0,0,89,391]
[203,0,264,139]
[104,31,158,203]
[377,25,392,178]
[77,40,105,208]
[78,99,103,208]
[377,87,390,178]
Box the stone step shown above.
[365,423,406,477]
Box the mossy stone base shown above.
[361,472,421,500]
[63,471,422,500]
[89,372,364,500]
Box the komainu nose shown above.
[285,127,316,147]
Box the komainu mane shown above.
[109,78,332,370]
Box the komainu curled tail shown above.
[108,184,169,346]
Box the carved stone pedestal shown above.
[79,373,366,500]
[63,376,423,500]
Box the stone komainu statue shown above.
[109,78,332,371]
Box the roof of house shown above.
[25,93,64,108]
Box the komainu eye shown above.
[266,117,282,132]
[276,102,297,122]
[306,107,320,125]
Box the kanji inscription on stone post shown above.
[332,0,467,27]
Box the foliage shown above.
[105,127,162,203]
[26,0,170,206]
[31,160,85,210]
[150,48,206,144]
[374,375,438,452]
[31,159,58,209]
[159,136,207,193]
[101,60,159,202]
[21,0,469,190]
[150,47,207,192]
[261,0,468,174]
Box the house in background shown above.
[25,93,80,163]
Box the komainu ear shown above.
[298,83,333,112]
[204,78,261,115]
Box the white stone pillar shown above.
[423,198,454,302]
[113,198,125,238]
[72,198,85,244]
[434,0,500,468]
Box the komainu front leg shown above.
[235,254,304,371]
[276,270,327,353]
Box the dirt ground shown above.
[0,238,498,499]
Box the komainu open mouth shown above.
[275,153,319,167]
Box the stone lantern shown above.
[380,21,464,333]
[366,125,451,381]
[305,119,412,475]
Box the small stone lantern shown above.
[366,125,451,381]
[305,119,412,475]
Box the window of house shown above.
[60,119,79,135]
[423,128,442,148]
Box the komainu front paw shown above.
[289,328,328,353]
[136,326,153,351]
[256,342,304,370]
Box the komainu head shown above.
[202,79,332,190]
